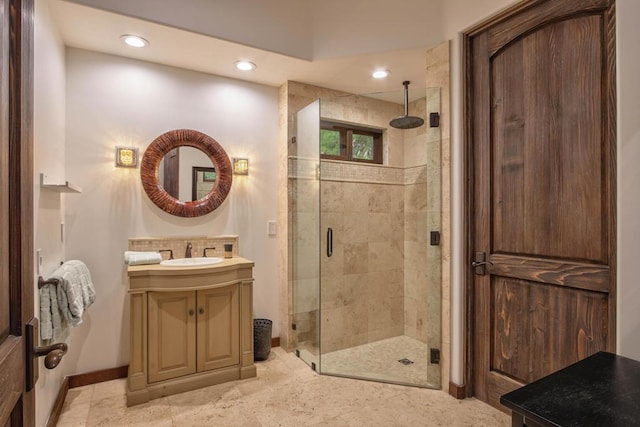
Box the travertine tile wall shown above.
[320,177,405,353]
[283,82,406,354]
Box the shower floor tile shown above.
[320,335,435,387]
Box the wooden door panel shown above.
[492,14,604,262]
[148,291,196,383]
[492,277,608,384]
[197,285,239,372]
[466,0,615,411]
[0,0,9,344]
[487,0,611,55]
[489,254,610,293]
[0,0,34,424]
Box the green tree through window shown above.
[320,121,382,164]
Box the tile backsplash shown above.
[128,235,239,260]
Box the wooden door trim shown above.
[462,0,617,399]
[0,0,34,424]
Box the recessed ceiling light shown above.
[372,69,390,79]
[120,34,149,48]
[235,61,257,71]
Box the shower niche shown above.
[288,83,443,389]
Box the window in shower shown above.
[320,120,382,164]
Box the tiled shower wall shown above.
[320,164,406,353]
[282,40,451,386]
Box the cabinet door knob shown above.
[188,309,195,316]
[198,307,204,315]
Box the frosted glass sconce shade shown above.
[233,158,249,175]
[115,146,139,168]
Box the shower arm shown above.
[402,81,409,116]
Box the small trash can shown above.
[253,318,272,361]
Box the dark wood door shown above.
[163,148,179,199]
[465,0,616,409]
[0,0,35,425]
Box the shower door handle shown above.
[327,228,333,257]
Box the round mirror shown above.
[158,147,216,201]
[141,129,232,217]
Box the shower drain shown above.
[398,358,414,365]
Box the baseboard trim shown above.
[45,376,69,427]
[449,381,466,399]
[69,365,129,389]
[271,336,280,348]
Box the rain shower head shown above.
[389,81,424,130]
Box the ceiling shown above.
[49,0,442,104]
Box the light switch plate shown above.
[267,220,277,236]
[36,249,42,274]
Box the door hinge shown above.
[430,230,440,246]
[430,348,440,364]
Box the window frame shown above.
[320,120,383,164]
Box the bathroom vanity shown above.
[126,257,256,406]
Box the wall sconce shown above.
[233,158,249,175]
[115,146,139,168]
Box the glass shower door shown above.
[291,100,321,369]
[317,91,442,388]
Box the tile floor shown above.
[57,347,510,426]
[321,335,434,387]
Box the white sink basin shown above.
[160,257,224,267]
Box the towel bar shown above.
[38,276,60,289]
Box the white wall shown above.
[63,48,280,374]
[616,0,640,360]
[33,0,67,425]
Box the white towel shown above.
[39,285,53,340]
[39,281,70,343]
[52,260,96,327]
[124,251,162,266]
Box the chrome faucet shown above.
[185,242,193,258]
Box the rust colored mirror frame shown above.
[141,129,232,217]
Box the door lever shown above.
[471,251,493,275]
[471,261,494,268]
[25,318,68,391]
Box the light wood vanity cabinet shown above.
[127,258,255,406]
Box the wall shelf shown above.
[40,173,81,193]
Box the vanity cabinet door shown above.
[196,284,240,372]
[148,291,197,383]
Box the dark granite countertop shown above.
[501,352,640,427]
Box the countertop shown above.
[127,256,254,277]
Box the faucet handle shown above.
[158,249,174,260]
[203,247,216,257]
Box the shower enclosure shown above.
[290,88,442,388]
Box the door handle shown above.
[471,251,493,275]
[471,261,493,268]
[25,318,68,391]
[327,228,333,257]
